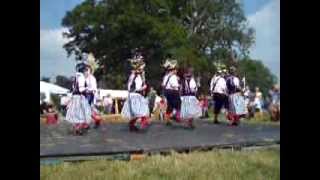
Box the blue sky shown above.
[40,0,280,80]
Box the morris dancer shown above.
[180,67,202,128]
[121,54,150,131]
[226,66,246,126]
[162,59,181,125]
[65,63,92,135]
[83,61,101,129]
[210,66,228,124]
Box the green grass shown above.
[41,148,280,180]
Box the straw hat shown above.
[167,59,178,70]
[162,59,172,69]
[215,63,225,74]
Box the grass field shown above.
[41,148,280,180]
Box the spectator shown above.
[254,87,264,118]
[202,95,209,118]
[103,94,113,114]
[147,87,157,116]
[158,96,167,121]
[268,85,280,121]
[45,104,58,125]
[243,86,251,115]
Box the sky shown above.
[40,0,280,80]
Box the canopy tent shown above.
[97,89,128,114]
[40,81,70,103]
[97,89,129,100]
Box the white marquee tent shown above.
[97,89,129,100]
[40,81,70,103]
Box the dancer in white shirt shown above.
[180,67,202,128]
[121,53,150,131]
[65,63,92,135]
[210,67,228,124]
[84,64,97,106]
[161,59,181,125]
[225,66,246,126]
[83,60,102,128]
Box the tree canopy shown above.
[55,75,73,90]
[61,0,268,92]
[237,58,277,96]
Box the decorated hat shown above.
[163,59,178,70]
[162,59,172,69]
[129,53,145,70]
[229,66,236,73]
[86,53,99,73]
[214,62,225,73]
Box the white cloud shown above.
[40,28,76,78]
[248,0,280,80]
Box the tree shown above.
[62,0,254,90]
[237,58,277,96]
[41,76,51,83]
[55,75,73,90]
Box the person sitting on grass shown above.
[45,104,58,125]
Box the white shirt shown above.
[103,97,113,106]
[75,72,86,93]
[210,75,227,94]
[162,72,179,90]
[232,77,240,88]
[161,73,170,87]
[128,73,144,92]
[244,89,251,97]
[184,77,197,93]
[85,74,97,92]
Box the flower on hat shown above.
[86,53,99,73]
